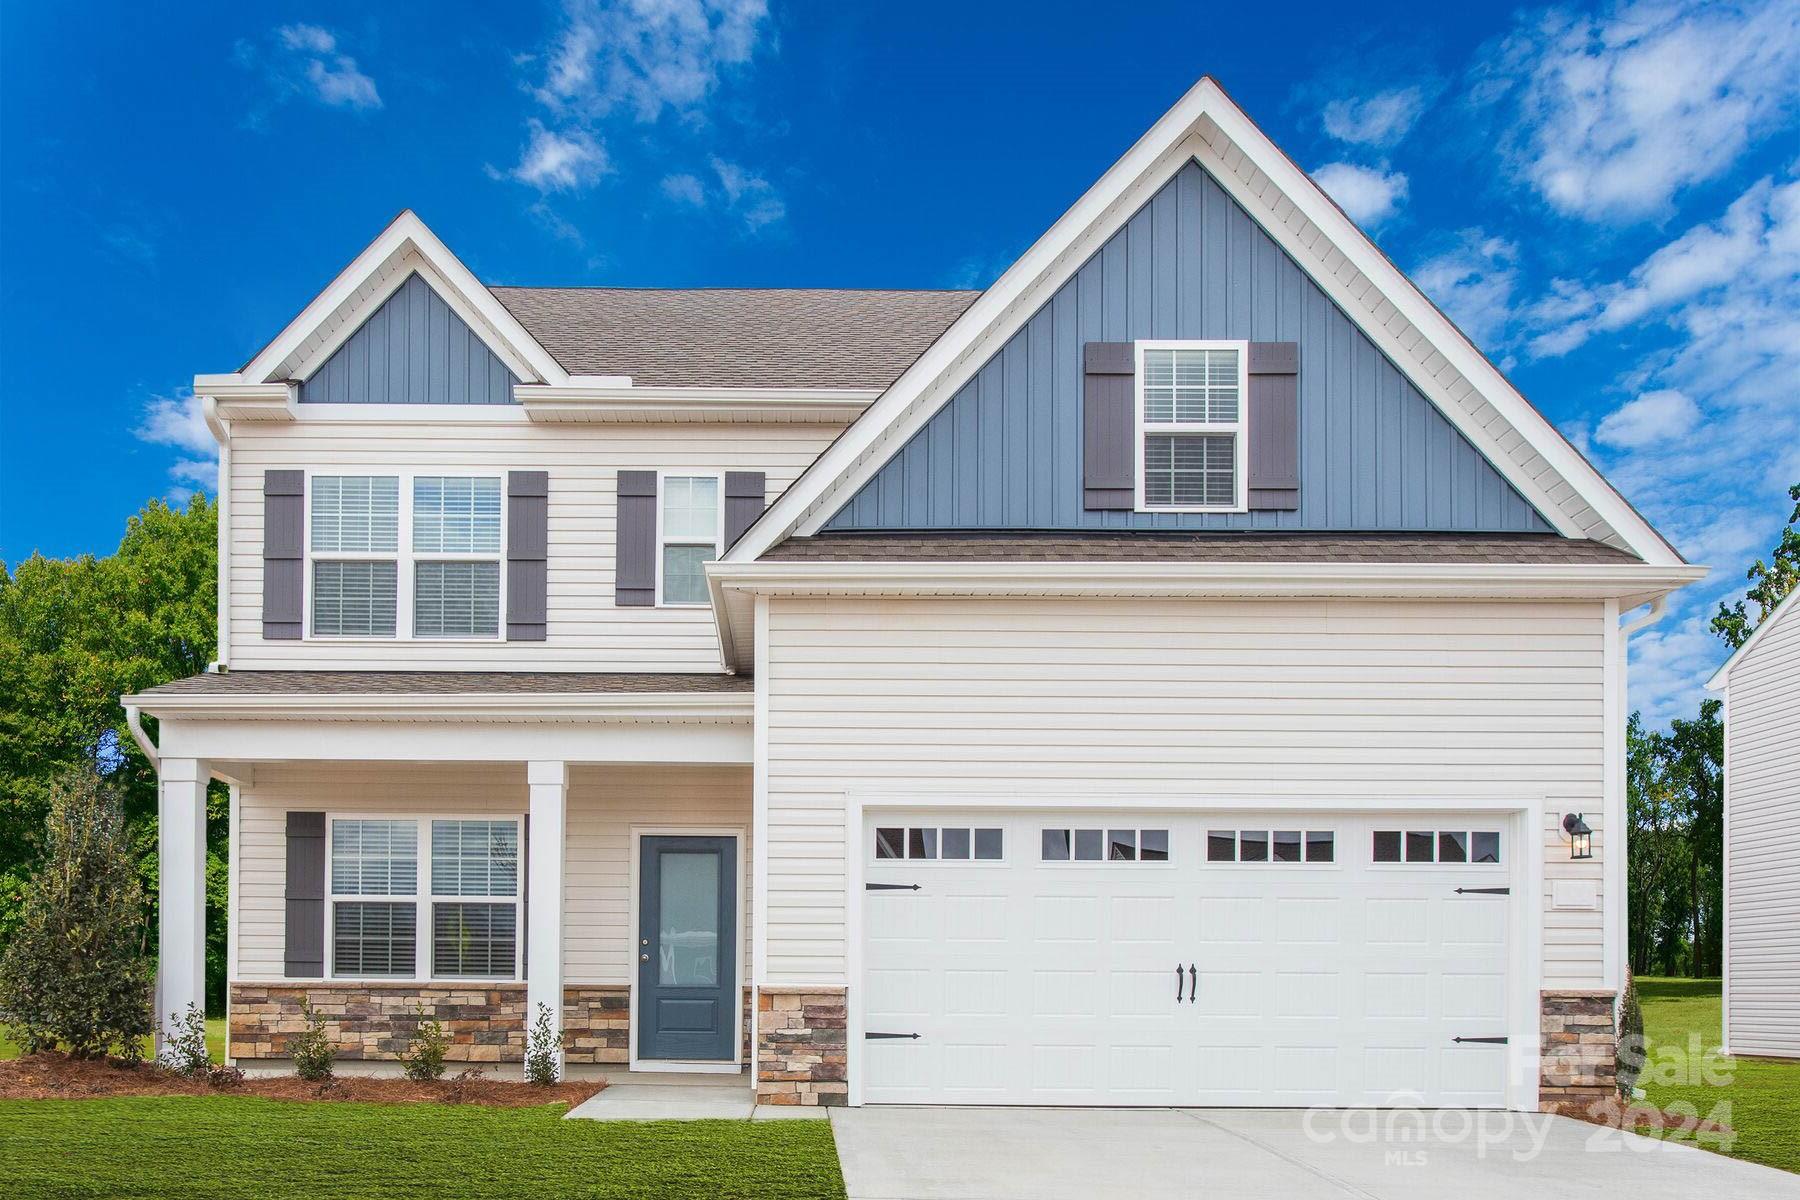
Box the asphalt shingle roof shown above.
[761,532,1643,564]
[133,671,753,698]
[488,287,979,390]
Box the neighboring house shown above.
[1706,587,1800,1059]
[125,78,1704,1113]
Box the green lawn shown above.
[0,1096,845,1199]
[1637,976,1800,1174]
[0,1018,226,1065]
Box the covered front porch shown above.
[124,671,757,1082]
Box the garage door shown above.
[861,812,1514,1107]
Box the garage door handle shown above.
[1175,964,1184,1003]
[1188,964,1196,1003]
[1452,1036,1509,1044]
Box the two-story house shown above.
[126,78,1703,1113]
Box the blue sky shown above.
[2,0,1795,723]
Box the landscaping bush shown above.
[162,1002,212,1077]
[524,1003,563,1086]
[1617,972,1646,1097]
[401,1007,449,1082]
[0,768,154,1059]
[289,1001,334,1081]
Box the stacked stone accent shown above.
[1540,990,1618,1114]
[561,986,630,1064]
[756,987,848,1106]
[228,983,526,1062]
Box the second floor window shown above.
[1136,342,1247,512]
[310,473,502,639]
[660,474,721,605]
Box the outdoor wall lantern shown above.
[1562,813,1593,860]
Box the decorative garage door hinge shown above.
[865,882,921,891]
[865,1031,921,1040]
[1454,887,1511,895]
[1452,1036,1509,1044]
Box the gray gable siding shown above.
[300,273,518,404]
[827,163,1552,533]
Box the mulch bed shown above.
[1562,1095,1733,1138]
[0,1053,605,1108]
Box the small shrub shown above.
[0,770,154,1059]
[289,1000,335,1081]
[445,1066,485,1104]
[523,1003,563,1086]
[401,1006,450,1082]
[207,1063,245,1089]
[161,1002,211,1077]
[1616,973,1646,1097]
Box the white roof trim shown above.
[222,211,570,388]
[1706,585,1800,689]
[723,77,1685,569]
[122,689,752,723]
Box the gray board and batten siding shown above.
[825,161,1554,534]
[300,272,518,405]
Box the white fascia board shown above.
[723,77,1684,569]
[121,689,753,724]
[230,211,569,388]
[1706,585,1800,689]
[516,383,877,424]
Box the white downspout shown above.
[203,396,230,672]
[124,704,158,772]
[1610,595,1668,1001]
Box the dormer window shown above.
[1135,341,1248,512]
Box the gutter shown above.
[124,704,158,771]
[120,689,756,724]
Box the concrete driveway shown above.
[829,1106,1800,1200]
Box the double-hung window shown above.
[659,474,721,606]
[1136,341,1247,512]
[328,815,522,979]
[308,473,503,639]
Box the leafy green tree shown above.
[0,768,156,1057]
[1712,481,1800,649]
[0,496,225,1003]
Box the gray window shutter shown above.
[284,811,326,978]
[723,471,766,550]
[1083,343,1135,510]
[263,470,305,639]
[506,470,548,641]
[1247,342,1300,511]
[615,470,658,607]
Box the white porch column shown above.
[526,760,568,1073]
[156,757,209,1055]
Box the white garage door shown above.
[861,812,1514,1107]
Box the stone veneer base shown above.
[756,986,848,1106]
[230,982,753,1070]
[1539,989,1618,1115]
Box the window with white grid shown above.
[659,474,721,606]
[311,476,400,636]
[1136,343,1247,512]
[412,476,501,638]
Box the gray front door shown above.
[637,835,737,1061]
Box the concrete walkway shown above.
[563,1070,827,1121]
[829,1106,1800,1200]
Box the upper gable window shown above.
[1135,341,1247,512]
[659,474,722,606]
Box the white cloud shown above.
[1473,0,1800,221]
[511,121,610,191]
[1312,162,1409,228]
[660,173,706,205]
[276,24,336,55]
[1593,388,1701,448]
[135,390,218,497]
[710,156,785,230]
[533,0,771,123]
[1410,231,1520,349]
[305,55,382,110]
[1321,86,1427,147]
[240,23,382,121]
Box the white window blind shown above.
[311,476,399,553]
[413,561,500,638]
[312,561,398,637]
[413,476,502,554]
[1136,344,1246,511]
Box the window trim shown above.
[1133,339,1250,514]
[654,469,725,608]
[302,468,510,643]
[324,813,524,983]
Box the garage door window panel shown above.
[1208,829,1335,864]
[1040,827,1171,865]
[1373,829,1503,866]
[874,825,1003,863]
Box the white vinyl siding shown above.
[232,762,752,986]
[1721,599,1800,1057]
[762,597,1608,988]
[227,419,843,670]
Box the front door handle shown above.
[1188,964,1197,1003]
[1176,964,1185,1003]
